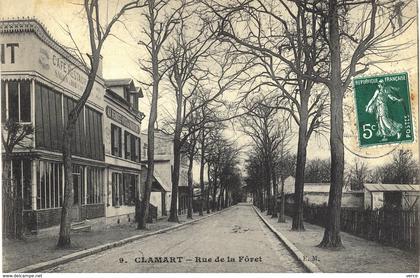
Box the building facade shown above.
[104,79,144,224]
[1,19,107,233]
[0,18,146,234]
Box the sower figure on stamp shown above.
[365,79,403,141]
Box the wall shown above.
[150,192,162,217]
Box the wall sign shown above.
[106,106,140,134]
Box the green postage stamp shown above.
[353,72,414,147]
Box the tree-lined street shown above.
[46,204,305,273]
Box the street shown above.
[46,204,305,273]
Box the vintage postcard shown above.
[0,0,419,276]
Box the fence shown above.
[285,203,419,251]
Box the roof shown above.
[105,78,143,97]
[365,183,420,192]
[105,78,134,87]
[153,168,172,192]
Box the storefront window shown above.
[87,167,103,204]
[11,160,32,210]
[112,172,137,207]
[36,161,63,209]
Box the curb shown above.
[13,206,234,273]
[252,206,322,273]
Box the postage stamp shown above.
[353,72,414,147]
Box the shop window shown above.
[10,160,31,210]
[87,167,103,204]
[112,172,137,207]
[36,161,63,209]
[111,124,122,157]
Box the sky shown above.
[1,0,419,179]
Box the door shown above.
[71,172,82,222]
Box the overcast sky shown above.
[2,0,419,178]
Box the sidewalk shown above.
[2,211,210,272]
[258,210,418,273]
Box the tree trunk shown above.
[198,134,205,216]
[292,95,309,231]
[169,137,181,222]
[57,127,75,247]
[2,158,13,239]
[319,0,344,249]
[187,146,194,219]
[278,178,286,223]
[271,161,278,218]
[212,169,218,212]
[206,165,211,213]
[57,56,99,247]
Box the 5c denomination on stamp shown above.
[353,72,414,147]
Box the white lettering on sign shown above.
[106,106,140,134]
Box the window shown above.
[112,172,137,207]
[111,124,122,157]
[125,131,131,160]
[11,160,32,210]
[35,83,63,152]
[1,80,31,122]
[36,161,63,209]
[87,167,103,204]
[85,107,103,160]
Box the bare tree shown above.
[58,0,143,248]
[136,0,187,228]
[206,0,329,230]
[345,160,370,191]
[313,0,415,248]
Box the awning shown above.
[365,183,420,192]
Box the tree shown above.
[346,160,370,191]
[240,99,290,217]
[315,0,415,248]
[1,120,34,239]
[305,159,331,183]
[58,0,143,248]
[207,0,329,230]
[137,0,187,228]
[371,150,419,184]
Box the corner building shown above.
[0,18,145,234]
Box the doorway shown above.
[71,166,83,222]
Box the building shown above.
[1,18,107,233]
[103,78,145,224]
[1,18,147,234]
[364,183,420,209]
[140,130,189,217]
[281,176,363,208]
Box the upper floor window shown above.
[111,124,122,157]
[1,80,31,123]
[125,131,141,162]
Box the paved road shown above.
[47,204,305,273]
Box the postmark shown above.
[353,72,414,147]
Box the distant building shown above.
[140,130,189,218]
[281,176,363,208]
[364,183,420,209]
